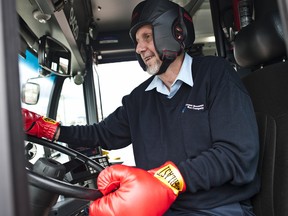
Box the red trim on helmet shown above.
[183,12,192,22]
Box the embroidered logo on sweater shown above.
[184,104,204,111]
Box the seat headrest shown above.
[234,11,286,68]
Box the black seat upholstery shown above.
[234,5,288,216]
[242,62,288,216]
[253,113,276,216]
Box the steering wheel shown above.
[26,134,104,201]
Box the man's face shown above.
[135,25,162,75]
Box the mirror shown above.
[21,82,40,105]
[38,35,71,77]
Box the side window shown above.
[20,50,56,164]
[57,78,87,125]
[19,50,54,115]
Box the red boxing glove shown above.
[89,161,185,216]
[22,108,60,141]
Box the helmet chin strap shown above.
[155,57,175,75]
[136,52,177,75]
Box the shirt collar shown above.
[145,53,194,92]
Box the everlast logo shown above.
[43,117,57,124]
[155,165,181,191]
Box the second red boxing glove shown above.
[89,161,185,216]
[22,108,60,141]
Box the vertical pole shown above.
[0,0,31,215]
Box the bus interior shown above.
[1,0,288,215]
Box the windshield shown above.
[94,61,150,119]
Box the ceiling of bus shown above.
[16,0,215,70]
[90,0,205,32]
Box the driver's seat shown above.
[234,4,288,216]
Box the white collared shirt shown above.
[145,53,194,98]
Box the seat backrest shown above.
[242,62,288,216]
[252,113,276,216]
[234,3,288,216]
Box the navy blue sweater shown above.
[59,56,260,210]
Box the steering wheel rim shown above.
[26,135,103,201]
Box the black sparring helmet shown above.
[129,0,195,74]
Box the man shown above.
[22,0,260,215]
